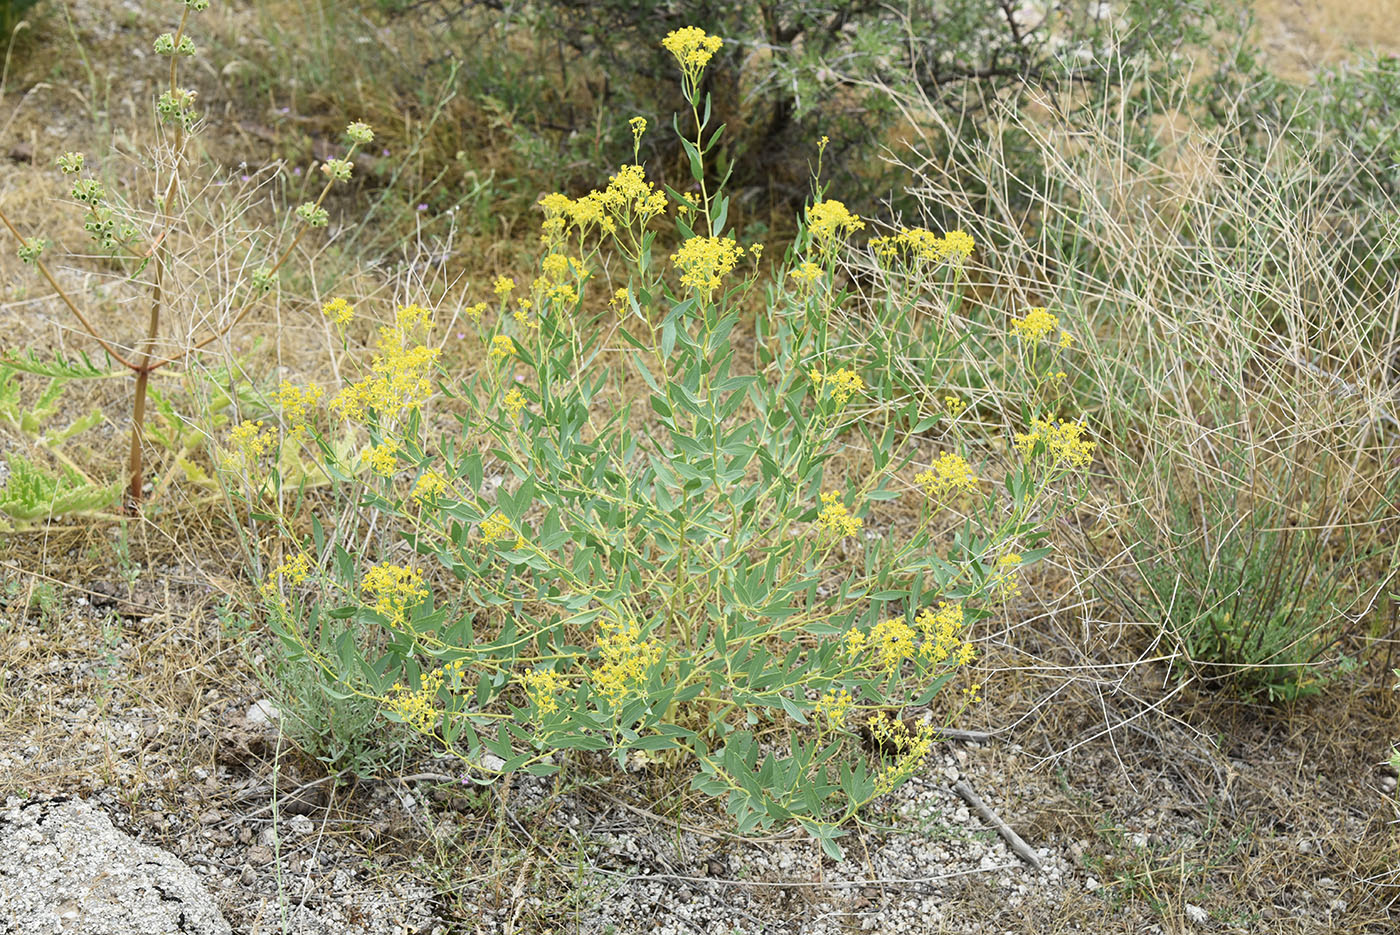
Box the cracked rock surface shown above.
[0,796,231,935]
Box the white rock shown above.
[1185,903,1209,924]
[0,797,231,934]
[245,699,280,724]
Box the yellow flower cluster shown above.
[362,440,399,476]
[536,164,668,248]
[814,687,853,726]
[600,164,668,220]
[493,275,515,298]
[842,602,973,671]
[806,199,864,248]
[809,366,864,405]
[261,553,312,602]
[489,335,515,363]
[990,553,1023,598]
[869,227,975,264]
[1014,418,1095,468]
[277,381,324,440]
[1010,307,1058,342]
[789,261,822,286]
[866,712,937,796]
[224,419,274,470]
[503,387,527,422]
[385,666,444,733]
[817,491,863,538]
[915,602,973,665]
[362,563,427,625]
[915,452,978,502]
[944,395,966,417]
[871,617,917,670]
[412,469,448,504]
[594,619,661,705]
[329,304,440,422]
[842,627,868,659]
[520,667,567,716]
[321,297,354,325]
[479,511,514,547]
[661,26,723,83]
[672,235,744,296]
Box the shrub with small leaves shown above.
[243,28,1093,857]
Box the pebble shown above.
[245,699,281,724]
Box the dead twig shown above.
[951,779,1043,871]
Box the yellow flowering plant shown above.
[249,27,1091,859]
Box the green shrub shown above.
[382,0,1235,212]
[229,28,1095,855]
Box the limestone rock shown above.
[0,796,231,935]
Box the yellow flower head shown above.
[789,261,822,286]
[810,366,863,406]
[817,491,863,538]
[277,381,324,439]
[480,511,514,547]
[489,335,515,363]
[412,469,449,504]
[503,386,528,422]
[805,199,864,248]
[362,563,427,625]
[361,440,399,477]
[602,164,668,221]
[942,229,975,261]
[321,297,354,325]
[814,688,853,726]
[223,419,274,470]
[1011,307,1059,342]
[661,26,723,84]
[1014,418,1094,468]
[493,276,516,298]
[385,668,444,733]
[671,235,744,297]
[842,627,868,660]
[914,452,978,503]
[261,553,313,600]
[914,601,969,665]
[520,667,567,716]
[990,553,1023,599]
[594,619,662,705]
[871,617,917,670]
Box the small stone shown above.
[1185,903,1208,924]
[1379,775,1396,793]
[198,810,222,825]
[288,814,313,836]
[247,844,273,866]
[245,699,280,724]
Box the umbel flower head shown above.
[805,199,864,250]
[672,235,743,297]
[1010,307,1058,342]
[661,27,723,86]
